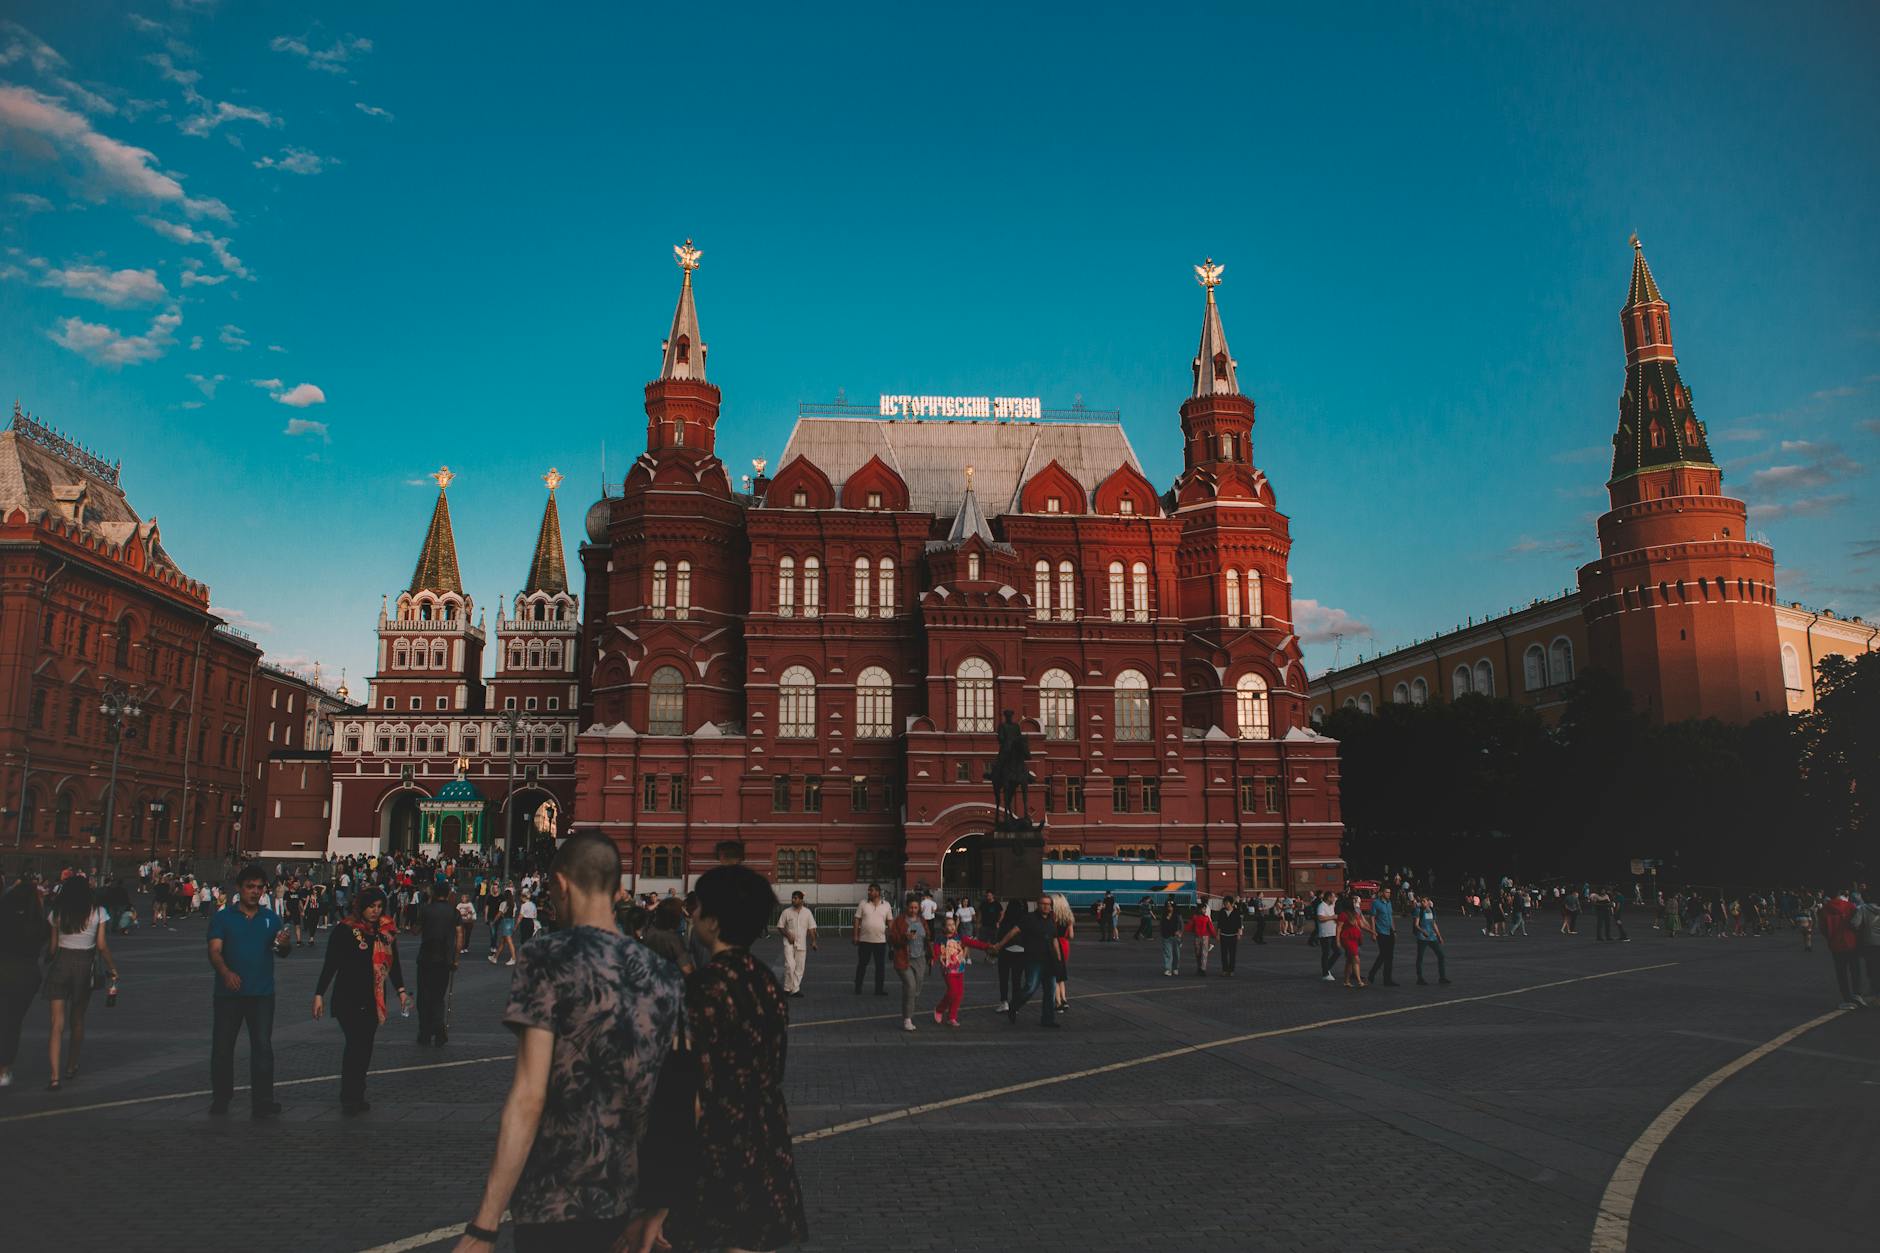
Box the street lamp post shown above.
[498,709,521,886]
[148,799,167,861]
[97,680,145,877]
[230,798,245,866]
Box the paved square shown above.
[3,909,1871,1252]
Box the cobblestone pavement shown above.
[3,906,1872,1252]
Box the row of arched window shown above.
[1522,639,1575,691]
[1224,569,1264,629]
[505,642,566,671]
[392,641,454,670]
[650,560,692,620]
[1033,561,1077,621]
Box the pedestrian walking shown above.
[0,879,44,1089]
[490,893,519,966]
[990,894,1063,1028]
[641,898,691,973]
[777,891,818,997]
[1186,897,1218,975]
[851,882,892,996]
[312,887,408,1113]
[1135,894,1156,940]
[629,864,808,1253]
[1819,888,1861,1010]
[1367,886,1398,986]
[452,833,682,1253]
[416,882,459,1046]
[42,874,115,1089]
[207,863,293,1117]
[933,915,974,1026]
[1158,898,1183,976]
[1314,890,1339,982]
[1336,893,1369,989]
[1414,894,1450,985]
[888,895,928,1032]
[1217,896,1243,975]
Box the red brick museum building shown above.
[571,252,1346,902]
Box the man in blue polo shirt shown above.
[1366,886,1399,986]
[207,863,293,1118]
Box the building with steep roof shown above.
[1307,241,1875,724]
[0,406,354,867]
[327,469,577,857]
[573,248,1345,903]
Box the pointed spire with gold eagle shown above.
[523,467,570,596]
[409,465,464,594]
[1191,256,1239,397]
[660,238,707,382]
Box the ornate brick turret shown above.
[1578,239,1782,723]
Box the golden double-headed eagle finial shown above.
[1194,257,1225,290]
[675,238,702,273]
[432,465,455,490]
[543,467,563,493]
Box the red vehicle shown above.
[1347,880,1380,914]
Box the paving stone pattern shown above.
[2,905,1872,1252]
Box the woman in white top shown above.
[45,875,115,1090]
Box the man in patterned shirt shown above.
[453,832,683,1253]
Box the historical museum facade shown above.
[572,248,1345,902]
[1309,241,1876,722]
[325,470,580,858]
[0,407,349,867]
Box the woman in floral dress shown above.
[632,865,807,1252]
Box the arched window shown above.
[1040,669,1075,741]
[1034,560,1051,621]
[1057,561,1075,621]
[675,560,692,619]
[803,557,821,617]
[1473,659,1495,698]
[431,645,446,669]
[1411,677,1428,706]
[1310,705,1325,726]
[856,666,893,738]
[1130,562,1150,622]
[1235,673,1270,739]
[1392,682,1409,704]
[1225,570,1241,627]
[640,845,676,878]
[1108,562,1125,621]
[854,557,871,617]
[547,643,562,669]
[1114,669,1150,741]
[648,666,685,735]
[506,646,521,670]
[1357,693,1373,714]
[1248,570,1263,627]
[779,665,816,738]
[528,642,543,670]
[1452,665,1472,699]
[54,790,74,839]
[114,617,133,669]
[1648,419,1665,448]
[651,560,668,618]
[1524,644,1547,692]
[673,419,685,447]
[777,556,796,617]
[954,657,995,733]
[1780,642,1802,691]
[395,646,409,668]
[1242,843,1280,890]
[1219,432,1234,459]
[877,558,895,617]
[1550,638,1574,685]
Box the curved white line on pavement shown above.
[1587,1006,1845,1252]
[355,961,1678,1253]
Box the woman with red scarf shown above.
[313,887,407,1114]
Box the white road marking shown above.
[1587,1006,1845,1252]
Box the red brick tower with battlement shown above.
[1577,239,1784,724]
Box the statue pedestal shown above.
[987,815,1044,899]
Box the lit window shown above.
[792,488,808,507]
[955,657,995,732]
[853,557,871,617]
[1034,560,1052,621]
[1114,669,1149,741]
[779,666,816,738]
[1040,669,1075,741]
[1108,562,1125,621]
[866,491,883,509]
[803,557,821,617]
[878,558,895,618]
[652,560,668,618]
[1119,497,1134,515]
[1057,561,1075,621]
[1225,570,1241,627]
[856,666,893,738]
[778,556,795,617]
[1131,562,1150,622]
[967,552,980,581]
[675,560,692,619]
[1248,570,1262,627]
[1046,496,1062,513]
[1235,673,1269,739]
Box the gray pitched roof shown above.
[774,417,1145,519]
[0,424,180,576]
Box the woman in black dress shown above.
[312,887,407,1114]
[634,865,807,1252]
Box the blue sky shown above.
[3,1,1876,689]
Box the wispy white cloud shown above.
[140,216,248,278]
[49,305,182,366]
[8,191,54,213]
[179,258,225,286]
[185,370,223,397]
[0,84,230,219]
[1295,598,1374,645]
[270,33,371,74]
[143,50,199,90]
[1501,534,1587,560]
[252,146,333,175]
[219,323,249,349]
[266,344,285,353]
[39,263,167,307]
[354,101,393,121]
[273,382,325,408]
[1750,494,1852,522]
[1748,441,1862,494]
[210,605,275,634]
[1,21,117,116]
[250,376,283,389]
[187,334,202,350]
[1549,444,1606,466]
[283,417,329,440]
[178,99,278,137]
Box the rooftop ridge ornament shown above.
[432,466,455,490]
[543,467,563,493]
[9,406,123,486]
[675,237,702,280]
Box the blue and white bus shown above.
[1042,856,1198,910]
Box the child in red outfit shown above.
[935,916,990,1026]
